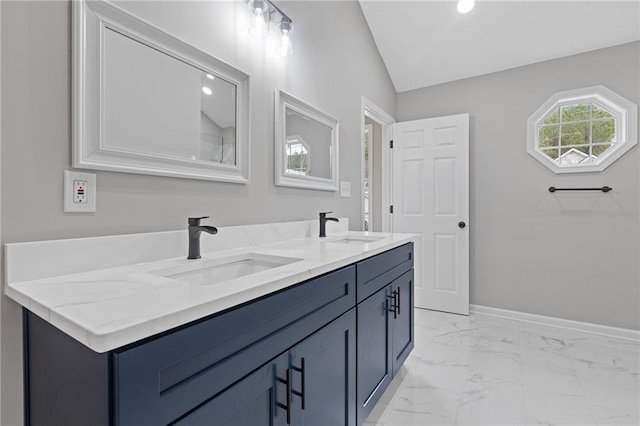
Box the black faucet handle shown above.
[188,216,210,226]
[319,211,333,217]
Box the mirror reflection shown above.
[285,108,332,179]
[103,28,237,166]
[200,74,237,165]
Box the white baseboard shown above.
[470,304,640,343]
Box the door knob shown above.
[458,221,466,229]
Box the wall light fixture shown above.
[248,0,294,56]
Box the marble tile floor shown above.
[364,309,639,426]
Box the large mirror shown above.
[73,0,250,182]
[275,90,339,191]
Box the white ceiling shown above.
[359,1,640,93]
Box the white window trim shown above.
[527,85,637,173]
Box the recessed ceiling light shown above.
[202,87,213,95]
[457,0,475,14]
[205,74,215,80]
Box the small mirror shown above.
[74,1,250,183]
[275,90,339,191]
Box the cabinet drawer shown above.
[114,265,356,426]
[356,243,413,303]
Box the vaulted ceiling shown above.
[359,1,640,93]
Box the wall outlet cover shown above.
[340,181,351,198]
[64,170,96,213]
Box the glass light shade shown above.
[457,0,475,14]
[248,0,270,39]
[276,20,294,56]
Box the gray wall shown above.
[0,1,396,424]
[397,41,640,331]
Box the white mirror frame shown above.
[73,0,250,183]
[275,90,339,191]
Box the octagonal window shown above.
[528,86,637,173]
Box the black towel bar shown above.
[548,186,612,193]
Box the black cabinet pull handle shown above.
[276,368,292,424]
[291,357,305,410]
[396,288,401,316]
[387,291,397,319]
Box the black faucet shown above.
[188,216,218,259]
[319,212,339,238]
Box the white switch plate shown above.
[64,170,96,213]
[340,181,351,198]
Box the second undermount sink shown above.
[152,253,302,286]
[330,235,385,244]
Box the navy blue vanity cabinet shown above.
[24,265,356,426]
[356,243,414,424]
[24,243,413,426]
[175,309,357,426]
[114,266,356,426]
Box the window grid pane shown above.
[538,101,617,164]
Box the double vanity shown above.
[1,1,419,424]
[6,219,416,426]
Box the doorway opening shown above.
[360,97,394,232]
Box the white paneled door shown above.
[392,114,469,315]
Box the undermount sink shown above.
[152,253,302,286]
[330,236,385,244]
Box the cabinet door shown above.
[173,353,289,426]
[289,309,356,426]
[391,269,414,375]
[356,285,393,423]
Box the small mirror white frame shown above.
[73,0,250,183]
[275,90,339,191]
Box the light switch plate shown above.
[64,170,96,212]
[340,181,351,198]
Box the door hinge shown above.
[390,140,393,149]
[389,205,394,214]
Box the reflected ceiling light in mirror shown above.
[457,0,475,13]
[247,0,294,56]
[248,0,270,38]
[276,19,293,56]
[202,87,213,95]
[205,73,215,80]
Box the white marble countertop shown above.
[6,228,415,353]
